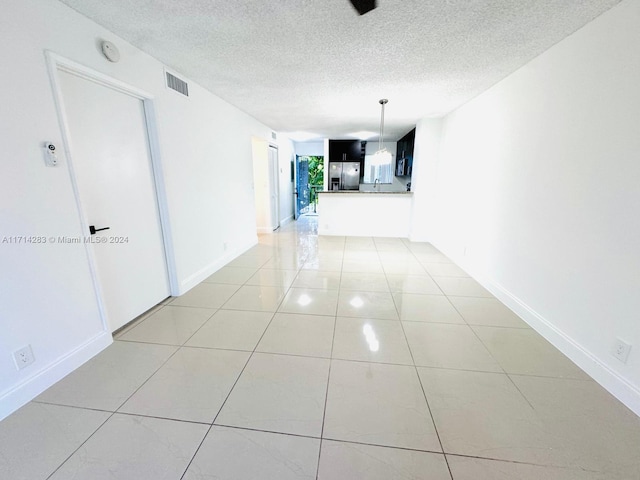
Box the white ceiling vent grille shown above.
[166,71,189,97]
[271,131,277,140]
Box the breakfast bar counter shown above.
[317,190,413,237]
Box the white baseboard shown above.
[434,243,640,417]
[178,236,258,294]
[280,215,294,226]
[488,278,640,416]
[0,331,112,421]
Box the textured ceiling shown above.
[59,0,620,140]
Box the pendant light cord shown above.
[378,99,388,151]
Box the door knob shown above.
[89,225,110,235]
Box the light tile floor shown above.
[2,216,640,479]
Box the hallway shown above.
[2,216,639,479]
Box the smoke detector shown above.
[100,41,120,63]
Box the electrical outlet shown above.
[612,338,631,364]
[13,345,35,370]
[223,242,228,251]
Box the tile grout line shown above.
[443,450,595,470]
[30,400,113,415]
[113,302,166,339]
[38,225,286,477]
[33,224,599,478]
[314,227,346,480]
[171,307,221,347]
[120,340,550,375]
[331,234,346,320]
[434,278,545,406]
[45,410,117,480]
[43,292,214,478]
[135,249,278,480]
[315,317,338,480]
[381,243,455,480]
[404,242,544,471]
[104,410,213,426]
[446,299,539,412]
[191,421,461,458]
[178,257,282,480]
[37,397,571,478]
[447,298,509,378]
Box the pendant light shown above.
[371,99,392,166]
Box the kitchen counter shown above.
[318,189,413,237]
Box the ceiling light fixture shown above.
[371,99,392,166]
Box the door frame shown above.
[267,144,280,230]
[294,155,311,218]
[292,156,299,220]
[293,155,299,220]
[45,51,178,333]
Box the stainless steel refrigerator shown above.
[329,162,360,190]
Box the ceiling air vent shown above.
[166,71,189,97]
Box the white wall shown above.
[293,141,325,157]
[252,138,272,233]
[323,139,330,191]
[0,0,273,420]
[277,137,295,225]
[252,137,294,231]
[159,88,271,291]
[411,0,640,414]
[410,119,443,241]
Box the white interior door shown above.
[268,146,280,230]
[58,70,170,332]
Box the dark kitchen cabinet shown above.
[329,140,366,178]
[329,140,365,161]
[396,128,415,177]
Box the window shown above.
[363,154,393,184]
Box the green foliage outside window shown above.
[306,156,324,186]
[299,156,324,210]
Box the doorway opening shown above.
[268,145,280,231]
[295,155,324,218]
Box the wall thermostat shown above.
[44,142,58,167]
[101,41,120,63]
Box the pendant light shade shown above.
[370,149,392,166]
